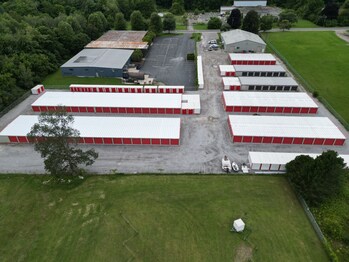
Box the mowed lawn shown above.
[43,69,122,89]
[0,175,327,262]
[265,31,349,123]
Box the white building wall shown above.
[234,1,267,7]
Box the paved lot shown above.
[0,32,349,174]
[141,34,196,90]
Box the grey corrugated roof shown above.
[221,29,266,45]
[61,49,133,69]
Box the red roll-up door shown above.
[158,108,165,114]
[283,137,293,144]
[123,138,132,144]
[40,106,47,111]
[111,108,118,113]
[174,108,181,114]
[18,136,29,143]
[283,107,292,113]
[252,136,262,143]
[266,107,275,113]
[84,138,94,144]
[94,138,103,144]
[32,106,40,112]
[95,107,103,113]
[119,108,126,113]
[234,106,242,112]
[309,108,318,114]
[150,108,157,114]
[126,108,134,114]
[103,138,113,144]
[242,136,252,143]
[262,137,272,143]
[165,108,173,114]
[334,139,345,146]
[71,107,79,112]
[300,108,309,114]
[233,136,243,143]
[152,139,161,145]
[170,139,179,145]
[87,107,94,113]
[134,108,142,114]
[314,138,324,145]
[242,106,250,112]
[113,138,122,144]
[293,138,304,144]
[292,107,301,114]
[303,138,314,145]
[142,108,150,114]
[9,136,18,143]
[79,107,87,113]
[142,138,151,144]
[226,106,233,112]
[259,107,267,113]
[275,107,283,113]
[272,137,283,144]
[161,139,170,145]
[324,139,335,145]
[132,138,141,144]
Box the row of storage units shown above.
[31,85,45,95]
[31,92,201,115]
[229,53,277,65]
[222,77,298,91]
[227,115,346,145]
[69,84,185,94]
[248,151,349,171]
[219,65,287,77]
[0,115,181,146]
[222,92,318,114]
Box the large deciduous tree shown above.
[114,12,127,30]
[227,8,242,29]
[87,11,108,39]
[130,10,146,30]
[242,10,260,34]
[260,15,274,31]
[28,109,98,176]
[163,13,176,32]
[279,9,298,24]
[207,17,222,29]
[149,12,163,35]
[286,151,346,206]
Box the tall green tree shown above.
[87,11,108,39]
[130,10,146,30]
[279,9,298,23]
[114,12,127,30]
[286,151,346,206]
[28,109,98,176]
[163,12,176,32]
[170,0,185,15]
[207,17,222,29]
[279,19,291,30]
[242,10,260,34]
[260,15,274,31]
[227,8,242,29]
[149,12,163,35]
[135,0,157,18]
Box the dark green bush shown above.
[186,53,195,60]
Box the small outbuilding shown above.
[221,30,266,53]
[233,219,245,232]
[61,48,133,78]
[234,0,267,7]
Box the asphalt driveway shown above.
[141,34,196,90]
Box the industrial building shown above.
[228,115,346,145]
[31,92,201,115]
[234,0,267,7]
[61,49,133,78]
[85,30,148,50]
[222,92,318,114]
[222,77,298,91]
[221,30,266,53]
[219,65,287,77]
[229,53,277,65]
[248,152,349,171]
[69,84,185,94]
[0,115,181,146]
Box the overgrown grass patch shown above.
[43,69,122,89]
[193,22,207,30]
[0,175,328,261]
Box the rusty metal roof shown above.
[85,30,149,50]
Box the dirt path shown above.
[335,30,349,44]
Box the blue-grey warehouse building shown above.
[61,48,133,78]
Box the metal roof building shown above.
[222,30,266,53]
[31,92,200,115]
[222,92,318,114]
[219,65,287,77]
[222,77,241,90]
[234,0,267,7]
[85,30,148,50]
[228,115,346,145]
[0,115,181,146]
[239,77,298,91]
[248,152,349,171]
[229,53,277,65]
[61,49,133,78]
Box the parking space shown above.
[141,34,196,90]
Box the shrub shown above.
[207,17,222,29]
[187,53,195,60]
[131,49,143,62]
[143,31,156,43]
[194,9,200,15]
[313,91,319,97]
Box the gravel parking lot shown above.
[141,34,196,90]
[0,32,348,174]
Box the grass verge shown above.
[193,23,207,30]
[0,175,328,261]
[43,69,122,89]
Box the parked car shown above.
[209,44,219,50]
[208,40,217,45]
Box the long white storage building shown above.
[0,115,181,146]
[222,77,298,91]
[229,53,277,65]
[248,151,349,171]
[31,92,200,115]
[219,65,287,77]
[228,115,346,145]
[70,84,185,94]
[222,92,318,114]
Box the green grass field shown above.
[0,175,327,261]
[193,23,207,30]
[43,69,122,89]
[175,15,187,30]
[265,31,349,123]
[293,19,319,28]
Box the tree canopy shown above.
[130,10,146,30]
[114,12,127,30]
[27,109,98,176]
[242,10,260,34]
[149,12,163,35]
[227,9,242,29]
[286,150,346,206]
[163,13,176,32]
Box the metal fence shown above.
[0,91,31,119]
[263,33,349,131]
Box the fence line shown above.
[263,33,349,131]
[0,91,31,119]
